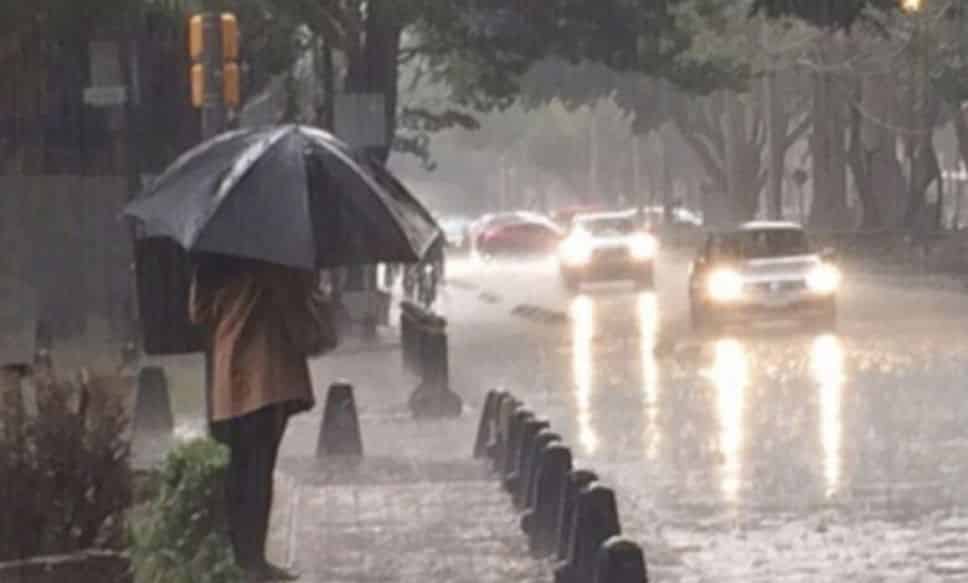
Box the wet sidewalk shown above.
[267,459,546,583]
[264,295,548,582]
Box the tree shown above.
[750,0,898,30]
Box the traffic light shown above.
[188,12,240,110]
[221,13,239,61]
[189,14,205,61]
[191,64,205,108]
[223,62,241,109]
[221,13,240,110]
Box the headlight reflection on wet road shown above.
[812,334,846,497]
[638,292,661,460]
[711,338,749,503]
[570,294,598,455]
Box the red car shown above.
[477,217,564,260]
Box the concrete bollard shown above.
[501,409,535,479]
[526,444,573,557]
[505,417,549,495]
[473,389,504,459]
[489,395,519,471]
[594,537,649,583]
[556,469,600,561]
[409,315,463,419]
[555,484,622,583]
[316,381,363,458]
[132,366,174,436]
[516,429,561,509]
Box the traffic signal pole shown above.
[190,11,238,428]
[200,14,226,140]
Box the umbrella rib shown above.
[187,126,295,248]
[299,127,417,259]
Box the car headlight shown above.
[560,236,592,266]
[628,234,658,260]
[807,264,841,294]
[707,269,744,302]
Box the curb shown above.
[474,391,653,583]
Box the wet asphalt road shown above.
[442,251,968,582]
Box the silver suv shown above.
[688,222,840,332]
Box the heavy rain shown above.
[3,1,968,582]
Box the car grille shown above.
[746,280,807,293]
[593,247,629,261]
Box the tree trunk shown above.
[764,65,784,219]
[847,83,882,230]
[902,81,942,232]
[855,67,907,229]
[808,61,849,229]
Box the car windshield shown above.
[577,217,640,237]
[712,229,810,259]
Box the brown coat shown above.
[189,261,316,422]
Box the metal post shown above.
[201,13,225,141]
[199,12,226,428]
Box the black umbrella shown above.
[124,125,441,270]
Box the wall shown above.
[0,176,131,360]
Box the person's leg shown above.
[210,417,248,568]
[222,406,270,572]
[251,405,289,563]
[248,404,298,580]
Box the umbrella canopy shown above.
[124,125,441,270]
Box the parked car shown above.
[688,221,840,333]
[468,212,529,253]
[557,210,658,291]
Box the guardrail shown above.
[474,390,650,583]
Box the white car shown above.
[688,222,840,332]
[558,211,658,291]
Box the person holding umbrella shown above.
[189,254,332,581]
[125,126,442,579]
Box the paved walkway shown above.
[263,295,548,582]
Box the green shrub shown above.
[0,368,132,561]
[130,438,243,583]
